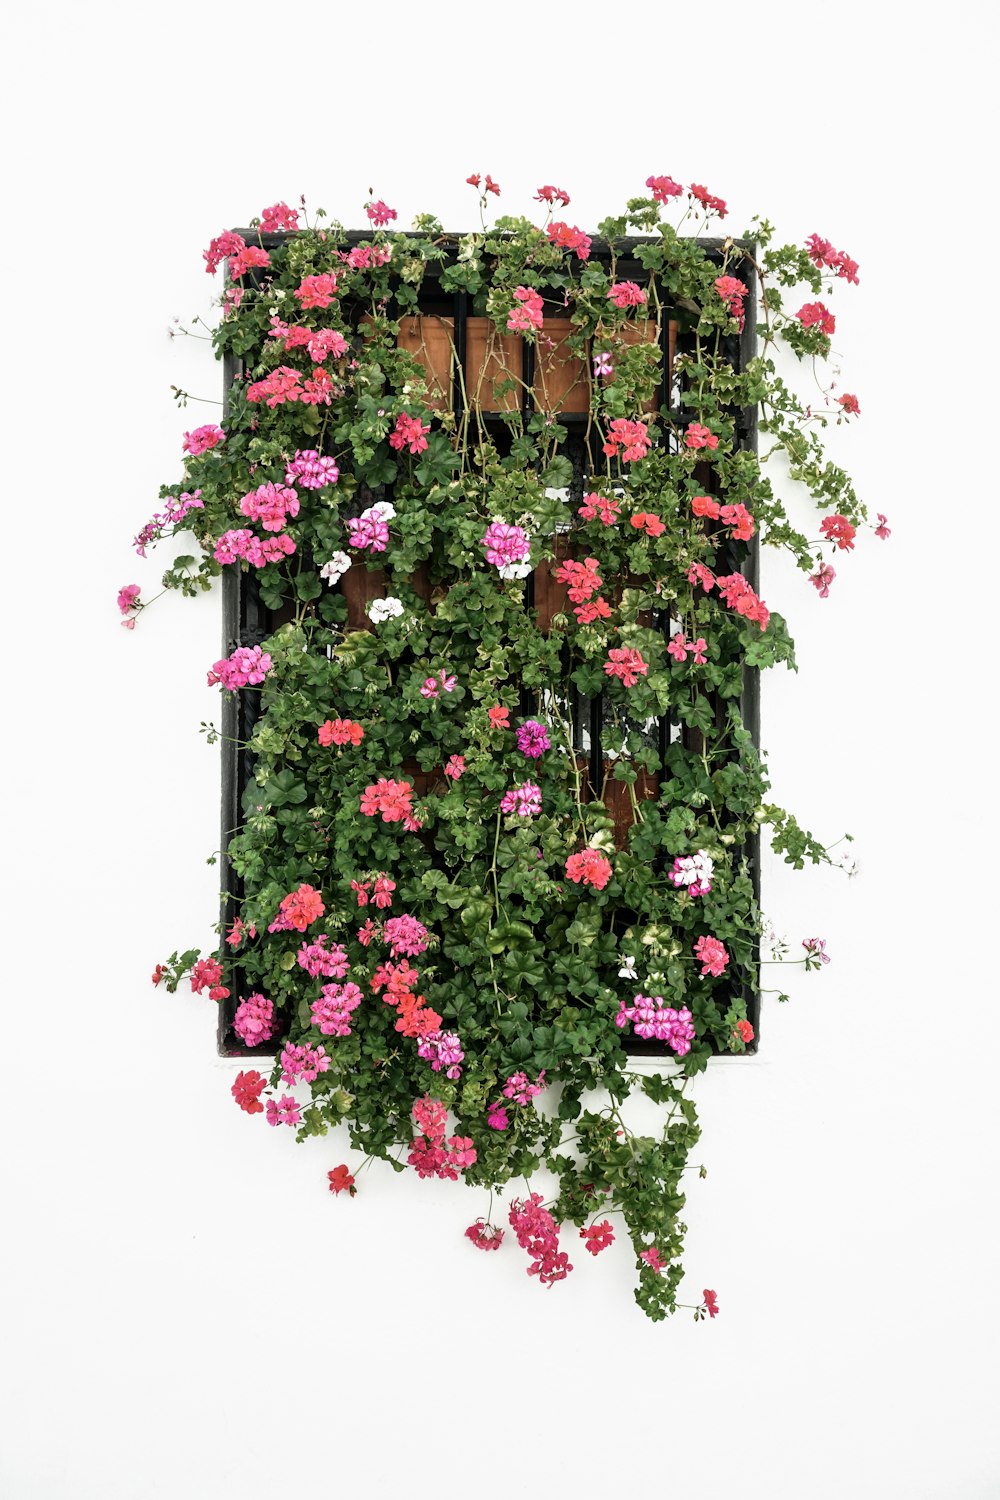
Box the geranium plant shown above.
[128,175,882,1321]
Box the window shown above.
[218,230,759,1057]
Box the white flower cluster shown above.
[320,551,352,586]
[367,596,404,624]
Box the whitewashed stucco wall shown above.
[3,4,998,1497]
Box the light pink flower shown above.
[694,935,729,978]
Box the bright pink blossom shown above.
[645,174,683,203]
[311,982,363,1037]
[365,200,397,228]
[487,1103,509,1131]
[688,561,715,593]
[465,1220,505,1250]
[500,781,542,818]
[233,992,274,1047]
[481,522,531,568]
[685,422,719,451]
[266,1095,301,1128]
[182,424,225,456]
[875,513,891,540]
[318,718,364,747]
[190,957,223,994]
[285,450,339,489]
[384,914,429,958]
[203,231,246,275]
[360,778,415,824]
[269,884,325,933]
[837,393,860,417]
[280,1042,330,1086]
[616,996,695,1054]
[535,184,571,207]
[607,281,647,309]
[604,647,649,687]
[259,201,299,232]
[444,755,465,780]
[507,285,544,333]
[796,302,836,336]
[117,584,141,616]
[667,632,689,663]
[715,275,748,325]
[297,936,349,980]
[703,1289,720,1318]
[509,1194,573,1286]
[820,514,856,551]
[669,849,714,897]
[417,1029,465,1080]
[689,184,727,217]
[347,512,390,552]
[239,482,299,532]
[809,562,836,598]
[715,573,770,630]
[502,1070,546,1104]
[694,935,729,978]
[207,645,272,691]
[578,492,621,526]
[516,720,550,758]
[640,1246,666,1272]
[603,418,650,463]
[229,245,270,278]
[580,1221,615,1256]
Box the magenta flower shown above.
[481,522,531,569]
[487,1103,509,1131]
[500,781,542,818]
[265,1095,302,1128]
[182,423,225,456]
[233,992,274,1047]
[515,720,550,759]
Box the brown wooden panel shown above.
[465,317,522,413]
[397,315,454,412]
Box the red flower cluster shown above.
[232,1070,267,1115]
[565,848,613,890]
[580,1220,615,1256]
[690,183,727,218]
[465,1219,505,1250]
[389,413,431,455]
[630,511,666,538]
[269,883,325,933]
[645,174,683,203]
[805,234,859,284]
[360,778,418,827]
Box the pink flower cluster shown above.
[347,508,390,552]
[690,183,727,217]
[607,280,647,309]
[503,1070,546,1104]
[190,957,226,997]
[481,522,531,568]
[645,174,683,202]
[133,489,204,556]
[715,572,770,630]
[500,781,542,818]
[809,562,836,598]
[796,302,836,336]
[407,1095,477,1180]
[360,778,418,827]
[535,184,570,207]
[389,412,431,455]
[203,230,248,275]
[285,450,340,489]
[604,647,649,687]
[565,848,613,890]
[228,245,271,279]
[213,529,296,568]
[685,422,719,450]
[420,668,457,699]
[239,482,300,532]
[692,494,755,540]
[280,1042,330,1085]
[714,275,749,326]
[805,234,859,284]
[603,418,650,463]
[820,514,856,551]
[260,201,299,232]
[580,1221,615,1256]
[266,1096,301,1128]
[351,874,395,908]
[366,199,397,228]
[465,1219,505,1251]
[233,991,275,1047]
[295,272,339,309]
[268,884,325,933]
[182,424,225,455]
[417,1029,465,1080]
[117,584,141,628]
[384,914,429,957]
[694,935,729,978]
[615,995,696,1054]
[311,982,364,1037]
[269,318,348,365]
[318,719,364,747]
[669,850,714,897]
[667,632,708,665]
[246,365,333,408]
[546,222,591,260]
[341,242,392,271]
[508,286,544,333]
[444,755,465,780]
[578,492,621,526]
[516,720,550,759]
[207,645,272,691]
[297,935,349,979]
[509,1194,573,1286]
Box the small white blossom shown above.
[320,552,352,586]
[498,562,533,580]
[618,954,638,981]
[367,596,404,624]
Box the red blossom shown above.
[232,1070,267,1115]
[327,1164,357,1196]
[703,1288,720,1318]
[580,1221,615,1256]
[151,964,166,986]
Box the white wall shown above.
[3,4,998,1496]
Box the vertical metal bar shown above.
[452,289,467,428]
